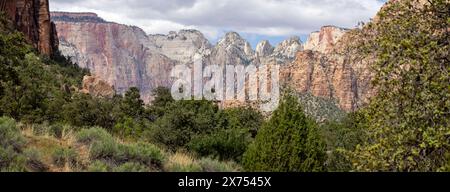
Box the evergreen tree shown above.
[121,87,145,119]
[243,94,326,172]
[347,0,450,171]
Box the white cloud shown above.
[50,0,385,40]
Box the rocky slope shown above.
[51,12,372,112]
[0,0,58,56]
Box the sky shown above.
[49,0,386,48]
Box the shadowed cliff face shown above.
[0,0,58,56]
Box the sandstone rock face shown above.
[52,12,373,112]
[304,26,348,53]
[53,13,178,102]
[147,30,212,64]
[0,0,58,56]
[81,75,115,98]
[281,27,374,111]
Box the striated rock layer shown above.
[52,12,303,103]
[281,26,374,111]
[52,12,373,112]
[0,0,58,56]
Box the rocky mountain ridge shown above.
[51,12,371,111]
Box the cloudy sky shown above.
[50,0,386,47]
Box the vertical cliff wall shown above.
[0,0,58,56]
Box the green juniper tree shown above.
[243,94,326,172]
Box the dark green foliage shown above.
[320,113,366,171]
[121,87,145,118]
[243,94,326,172]
[347,0,450,171]
[188,128,252,162]
[62,94,118,129]
[113,117,149,139]
[188,107,263,162]
[147,87,175,119]
[146,99,220,151]
[220,107,264,137]
[0,13,88,124]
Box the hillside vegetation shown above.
[1,0,449,172]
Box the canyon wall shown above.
[0,0,58,56]
[52,12,373,112]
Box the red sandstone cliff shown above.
[0,0,58,56]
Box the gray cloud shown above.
[50,0,384,40]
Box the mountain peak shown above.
[304,25,348,53]
[273,36,303,60]
[255,40,274,57]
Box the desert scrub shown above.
[23,148,48,172]
[0,146,26,172]
[76,127,114,145]
[87,160,111,172]
[198,158,240,172]
[52,147,78,168]
[113,162,149,172]
[164,152,202,172]
[89,139,118,162]
[116,142,166,167]
[0,117,26,150]
[0,117,27,172]
[89,140,166,170]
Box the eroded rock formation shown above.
[0,0,58,56]
[52,12,373,112]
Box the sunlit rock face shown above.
[304,26,348,54]
[52,12,373,112]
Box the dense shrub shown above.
[0,146,26,172]
[320,113,366,171]
[0,117,25,150]
[113,162,149,172]
[146,100,220,151]
[188,128,252,162]
[52,147,78,168]
[89,139,118,162]
[346,0,450,171]
[76,127,114,145]
[23,148,48,172]
[198,158,240,172]
[116,142,166,167]
[164,153,202,172]
[243,94,326,172]
[87,160,110,172]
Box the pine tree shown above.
[243,94,326,172]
